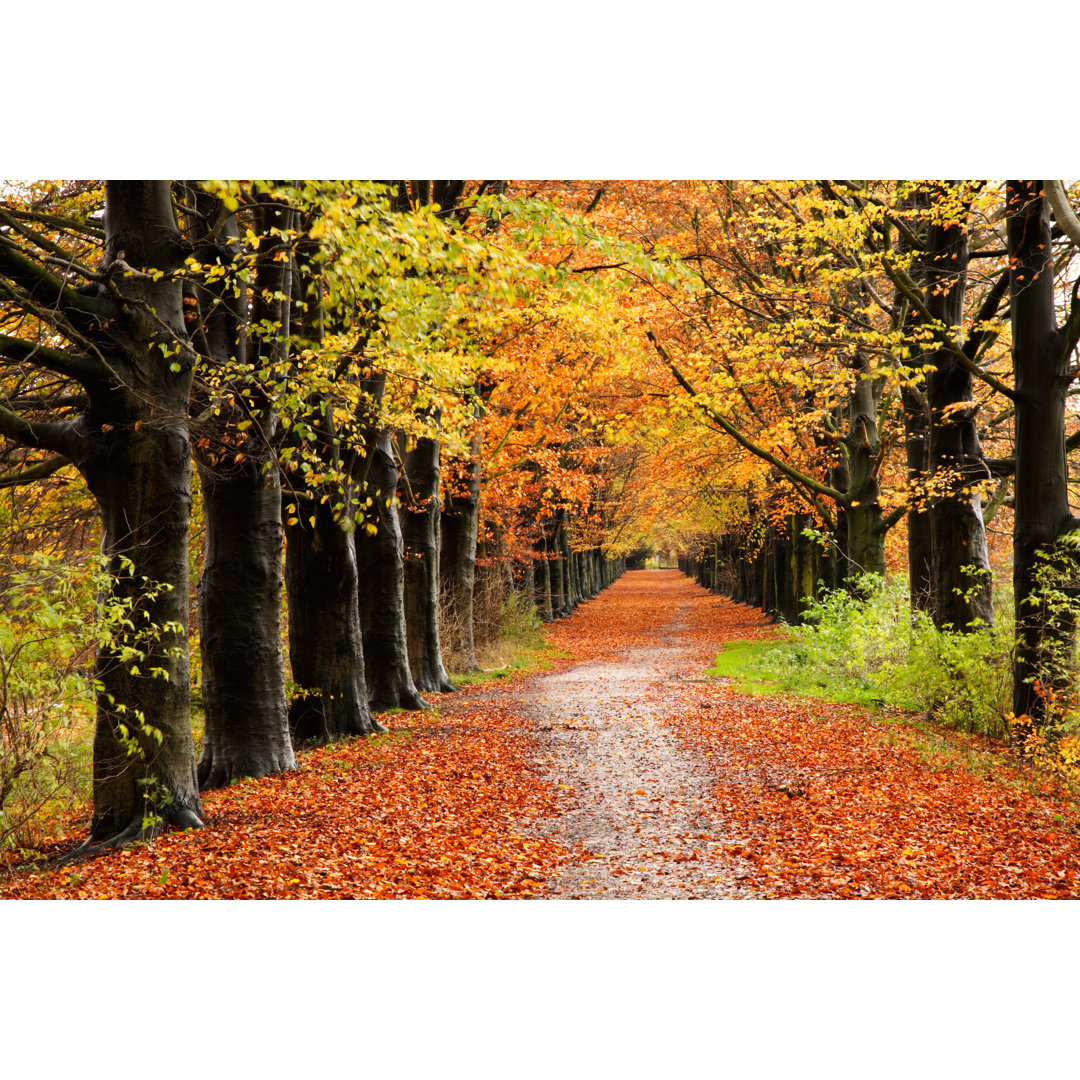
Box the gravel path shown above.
[526,583,760,898]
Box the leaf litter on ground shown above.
[5,569,1080,899]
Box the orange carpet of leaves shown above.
[673,686,1080,898]
[0,685,573,899]
[5,569,1080,899]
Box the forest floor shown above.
[4,569,1080,899]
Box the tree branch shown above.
[881,254,1016,400]
[881,503,909,530]
[963,269,1010,363]
[0,332,104,384]
[0,403,84,458]
[1044,181,1080,248]
[646,330,847,506]
[0,234,114,320]
[0,454,73,489]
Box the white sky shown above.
[8,2,1076,178]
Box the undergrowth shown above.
[708,573,1013,739]
[1,554,96,856]
[449,587,566,686]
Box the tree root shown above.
[370,688,430,713]
[51,805,204,867]
[362,715,389,736]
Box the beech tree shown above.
[0,181,204,850]
[878,181,1004,630]
[1007,180,1080,735]
[180,183,297,787]
[388,181,469,695]
[354,367,428,711]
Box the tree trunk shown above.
[841,354,887,580]
[356,427,429,712]
[916,190,994,630]
[401,428,456,693]
[198,468,295,786]
[901,382,934,611]
[76,181,204,847]
[284,218,383,741]
[184,186,296,789]
[285,502,384,741]
[1008,180,1080,733]
[440,431,483,672]
[558,518,577,610]
[535,543,554,621]
[549,529,566,616]
[790,513,817,621]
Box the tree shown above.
[0,181,204,850]
[354,367,428,711]
[180,182,297,787]
[880,181,1004,629]
[282,195,384,740]
[1007,180,1080,736]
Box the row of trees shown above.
[644,181,1080,740]
[0,181,643,854]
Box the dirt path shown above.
[522,570,768,898]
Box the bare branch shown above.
[0,454,73,489]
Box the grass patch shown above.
[704,639,799,696]
[707,632,917,711]
[709,574,1013,734]
[704,635,884,707]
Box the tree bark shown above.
[913,188,993,629]
[286,502,384,741]
[1008,180,1080,732]
[199,468,294,783]
[356,426,429,711]
[440,429,483,672]
[401,426,456,692]
[901,382,934,611]
[549,528,567,616]
[841,354,887,579]
[534,541,554,622]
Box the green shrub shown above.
[1,553,96,853]
[712,572,1014,738]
